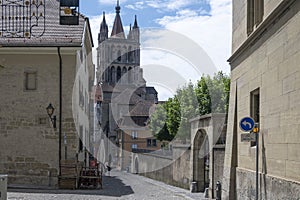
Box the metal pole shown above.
[58,47,62,177]
[256,132,259,200]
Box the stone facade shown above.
[0,0,94,188]
[223,0,300,199]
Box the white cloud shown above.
[156,0,232,74]
[98,0,128,5]
[125,1,145,10]
[145,0,209,12]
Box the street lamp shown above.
[46,103,56,128]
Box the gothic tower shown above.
[97,1,144,87]
[96,1,151,165]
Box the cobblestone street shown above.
[7,170,205,200]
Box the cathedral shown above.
[96,1,159,168]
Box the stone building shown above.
[117,100,161,171]
[0,0,94,188]
[223,0,300,199]
[96,2,158,167]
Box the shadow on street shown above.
[8,175,134,198]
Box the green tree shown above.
[149,103,175,141]
[176,82,199,141]
[150,71,230,142]
[195,71,230,114]
[165,96,181,138]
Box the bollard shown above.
[215,181,222,200]
[190,181,197,193]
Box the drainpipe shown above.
[57,47,62,177]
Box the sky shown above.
[80,0,232,100]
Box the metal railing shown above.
[0,0,45,38]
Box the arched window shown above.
[117,66,121,82]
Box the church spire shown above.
[99,12,108,43]
[131,15,140,42]
[133,15,139,29]
[111,0,125,38]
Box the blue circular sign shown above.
[239,117,255,132]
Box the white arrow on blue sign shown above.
[239,117,255,132]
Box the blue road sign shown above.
[239,117,255,132]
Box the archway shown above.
[193,129,209,192]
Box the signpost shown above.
[239,117,255,132]
[239,117,259,200]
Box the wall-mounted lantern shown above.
[59,0,80,25]
[46,103,57,128]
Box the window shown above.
[147,139,157,147]
[131,131,138,139]
[147,139,151,147]
[152,139,157,147]
[247,0,264,35]
[131,144,137,149]
[24,71,37,90]
[250,88,260,147]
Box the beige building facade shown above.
[223,0,300,199]
[0,0,94,188]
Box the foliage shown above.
[149,71,230,142]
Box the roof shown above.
[111,1,125,38]
[0,0,92,47]
[146,87,158,94]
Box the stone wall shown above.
[134,145,225,193]
[0,49,81,188]
[236,168,300,200]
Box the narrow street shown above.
[7,170,205,200]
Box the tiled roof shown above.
[0,0,90,47]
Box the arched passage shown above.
[193,129,210,192]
